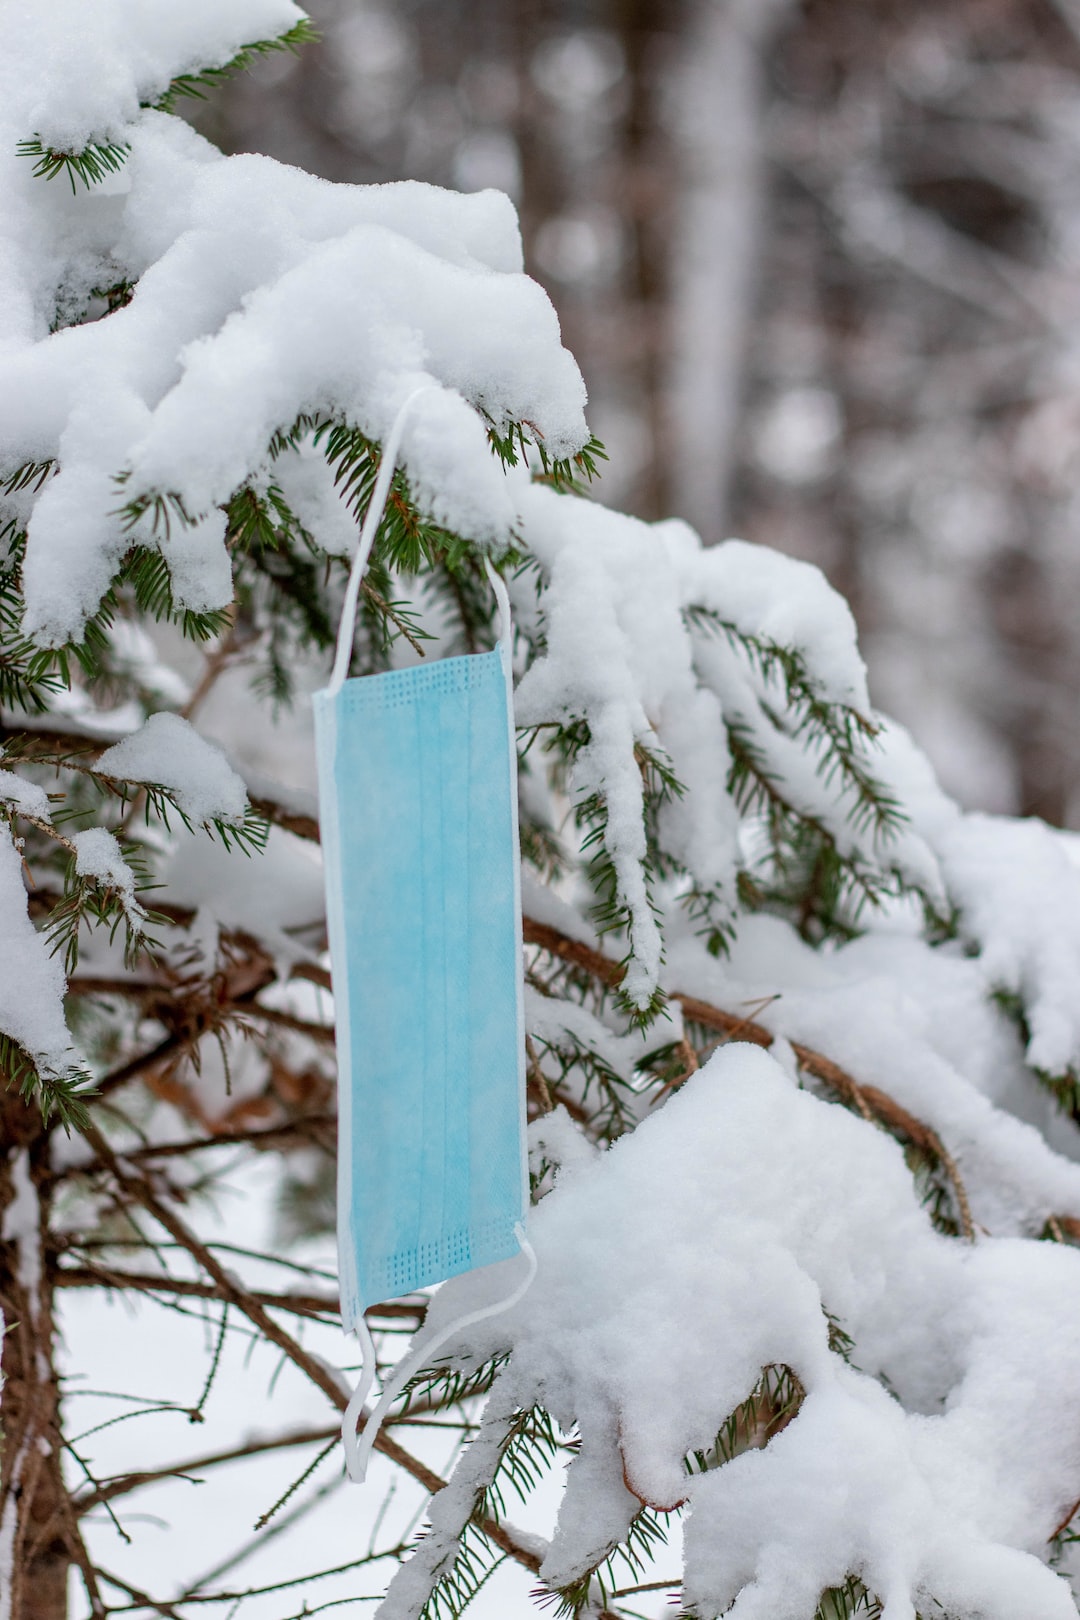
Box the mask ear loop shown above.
[344,1224,537,1483]
[483,553,513,656]
[327,392,536,1481]
[341,1312,378,1480]
[326,384,437,700]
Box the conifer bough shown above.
[5,6,1080,1620]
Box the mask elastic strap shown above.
[483,554,513,656]
[341,1311,378,1481]
[326,389,515,693]
[343,1222,537,1484]
[326,385,435,699]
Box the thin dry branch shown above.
[243,1003,335,1042]
[75,1120,544,1578]
[73,1425,340,1516]
[96,1567,184,1620]
[60,1113,338,1176]
[53,1474,107,1617]
[180,619,240,723]
[54,1262,424,1328]
[54,1265,342,1321]
[93,1032,188,1102]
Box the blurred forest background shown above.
[195,0,1080,829]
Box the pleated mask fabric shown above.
[314,628,527,1322]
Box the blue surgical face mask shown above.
[313,390,533,1481]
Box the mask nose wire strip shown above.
[344,1224,537,1484]
[327,384,437,700]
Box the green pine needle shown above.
[16,137,130,194]
[153,20,320,112]
[815,1577,885,1620]
[0,1034,94,1132]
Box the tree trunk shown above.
[1,1093,69,1620]
[665,0,792,541]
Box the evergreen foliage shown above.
[152,19,320,112]
[15,136,130,193]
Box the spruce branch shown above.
[537,1505,668,1620]
[724,717,907,936]
[543,717,671,1029]
[152,20,320,113]
[3,811,157,974]
[377,1375,547,1620]
[0,1031,92,1130]
[481,411,607,492]
[1,458,55,496]
[522,916,976,1240]
[684,604,932,939]
[683,1364,806,1481]
[815,1578,886,1620]
[16,137,130,193]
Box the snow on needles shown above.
[418,1046,1080,1620]
[0,2,307,159]
[513,484,923,1003]
[93,712,249,826]
[0,10,587,644]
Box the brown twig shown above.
[245,794,319,844]
[54,1265,343,1321]
[522,918,623,989]
[672,1036,699,1085]
[361,578,428,659]
[66,976,162,999]
[92,1032,188,1101]
[525,1033,554,1113]
[58,1113,338,1176]
[73,1425,340,1517]
[76,1120,543,1577]
[180,619,240,723]
[243,1002,335,1042]
[54,1477,107,1616]
[1051,1495,1080,1542]
[96,1566,184,1620]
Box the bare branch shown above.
[54,1264,343,1321]
[57,1113,338,1176]
[75,1120,543,1577]
[74,1425,339,1516]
